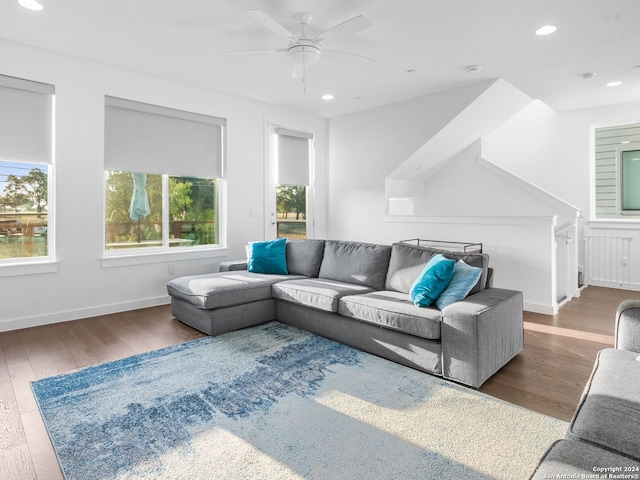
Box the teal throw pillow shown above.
[435,260,483,310]
[410,254,456,307]
[247,238,288,275]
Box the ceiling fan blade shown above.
[225,48,286,56]
[247,10,298,41]
[313,15,371,42]
[323,48,376,62]
[291,63,304,79]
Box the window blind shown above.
[0,74,54,164]
[104,96,226,178]
[275,127,312,186]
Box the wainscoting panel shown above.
[584,235,632,288]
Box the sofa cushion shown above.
[410,254,456,307]
[167,271,304,309]
[286,239,325,277]
[531,439,640,479]
[568,348,640,459]
[318,240,392,291]
[385,242,489,296]
[339,291,442,340]
[435,260,484,310]
[272,278,374,312]
[247,238,288,274]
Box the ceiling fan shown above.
[227,10,374,81]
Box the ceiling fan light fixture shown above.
[288,44,321,65]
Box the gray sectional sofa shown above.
[167,239,524,388]
[531,300,640,478]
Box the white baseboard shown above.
[524,302,558,315]
[0,295,171,333]
[586,281,640,291]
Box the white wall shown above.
[0,40,328,331]
[484,98,640,289]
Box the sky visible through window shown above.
[0,161,42,192]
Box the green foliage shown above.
[169,178,193,220]
[277,185,306,220]
[105,172,217,246]
[1,168,47,215]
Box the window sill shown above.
[0,260,58,278]
[101,246,228,268]
[589,219,640,230]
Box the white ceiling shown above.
[2,0,639,118]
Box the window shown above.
[594,123,640,218]
[274,127,313,239]
[0,75,54,263]
[104,97,225,252]
[621,148,640,214]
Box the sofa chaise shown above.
[531,300,640,477]
[167,239,524,388]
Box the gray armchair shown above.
[615,299,640,352]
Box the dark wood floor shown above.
[1,286,639,479]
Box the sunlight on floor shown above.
[524,321,613,345]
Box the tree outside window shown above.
[105,171,218,250]
[276,184,307,239]
[0,162,49,259]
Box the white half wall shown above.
[0,40,328,331]
[382,216,558,314]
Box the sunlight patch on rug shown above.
[31,321,566,480]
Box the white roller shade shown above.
[0,75,54,164]
[104,96,226,178]
[276,127,312,186]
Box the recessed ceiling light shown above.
[606,81,622,87]
[581,72,595,80]
[321,94,334,101]
[536,25,557,36]
[621,140,631,144]
[18,0,43,11]
[406,69,416,74]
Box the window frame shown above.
[619,144,640,215]
[593,122,640,221]
[103,171,224,256]
[102,97,227,265]
[0,75,56,276]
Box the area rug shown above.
[32,322,566,480]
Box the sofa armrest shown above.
[615,300,640,353]
[219,260,248,272]
[441,288,524,388]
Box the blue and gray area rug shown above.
[32,322,566,480]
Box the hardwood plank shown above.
[0,381,27,450]
[8,361,38,415]
[17,330,58,381]
[21,411,63,480]
[0,332,28,367]
[34,325,72,362]
[0,445,36,480]
[0,342,11,384]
